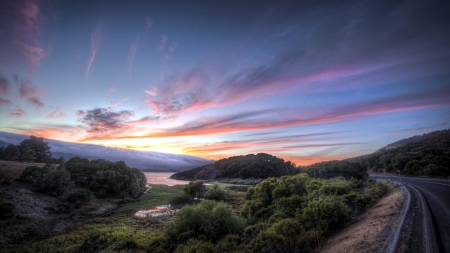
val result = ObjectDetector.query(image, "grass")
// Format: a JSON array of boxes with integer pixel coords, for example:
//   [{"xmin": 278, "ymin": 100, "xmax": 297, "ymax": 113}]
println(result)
[{"xmin": 117, "ymin": 184, "xmax": 185, "ymax": 214}]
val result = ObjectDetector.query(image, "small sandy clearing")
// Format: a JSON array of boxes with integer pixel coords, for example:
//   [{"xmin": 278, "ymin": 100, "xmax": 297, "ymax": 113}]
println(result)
[{"xmin": 315, "ymin": 187, "xmax": 404, "ymax": 253}]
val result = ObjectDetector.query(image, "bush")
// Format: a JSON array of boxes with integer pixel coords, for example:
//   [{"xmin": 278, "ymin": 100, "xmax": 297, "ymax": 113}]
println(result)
[
  {"xmin": 58, "ymin": 188, "xmax": 91, "ymax": 212},
  {"xmin": 254, "ymin": 218, "xmax": 306, "ymax": 253},
  {"xmin": 34, "ymin": 170, "xmax": 73, "ymax": 197},
  {"xmin": 19, "ymin": 166, "xmax": 50, "ymax": 182},
  {"xmin": 165, "ymin": 201, "xmax": 244, "ymax": 249},
  {"xmin": 0, "ymin": 202, "xmax": 14, "ymax": 220},
  {"xmin": 302, "ymin": 196, "xmax": 350, "ymax": 235},
  {"xmin": 174, "ymin": 239, "xmax": 217, "ymax": 253},
  {"xmin": 183, "ymin": 180, "xmax": 205, "ymax": 199},
  {"xmin": 170, "ymin": 194, "xmax": 193, "ymax": 206},
  {"xmin": 204, "ymin": 184, "xmax": 229, "ymax": 201},
  {"xmin": 112, "ymin": 238, "xmax": 138, "ymax": 250}
]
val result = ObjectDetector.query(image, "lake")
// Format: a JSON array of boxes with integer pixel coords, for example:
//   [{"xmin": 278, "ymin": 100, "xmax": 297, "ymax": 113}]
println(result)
[{"xmin": 144, "ymin": 172, "xmax": 189, "ymax": 186}]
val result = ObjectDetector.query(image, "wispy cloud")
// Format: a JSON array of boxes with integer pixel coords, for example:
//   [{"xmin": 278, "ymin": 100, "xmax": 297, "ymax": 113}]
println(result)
[
  {"xmin": 107, "ymin": 84, "xmax": 117, "ymax": 95},
  {"xmin": 7, "ymin": 108, "xmax": 26, "ymax": 118},
  {"xmin": 145, "ymin": 17, "xmax": 152, "ymax": 35},
  {"xmin": 19, "ymin": 0, "xmax": 40, "ymax": 38},
  {"xmin": 18, "ymin": 77, "xmax": 45, "ymax": 108},
  {"xmin": 14, "ymin": 40, "xmax": 43, "ymax": 67},
  {"xmin": 85, "ymin": 22, "xmax": 102, "ymax": 82},
  {"xmin": 127, "ymin": 37, "xmax": 139, "ymax": 74},
  {"xmin": 0, "ymin": 98, "xmax": 12, "ymax": 106},
  {"xmin": 0, "ymin": 77, "xmax": 10, "ymax": 96},
  {"xmin": 97, "ymin": 85, "xmax": 450, "ymax": 140},
  {"xmin": 27, "ymin": 97, "xmax": 44, "ymax": 107},
  {"xmin": 45, "ymin": 107, "xmax": 66, "ymax": 119},
  {"xmin": 158, "ymin": 35, "xmax": 167, "ymax": 51}
]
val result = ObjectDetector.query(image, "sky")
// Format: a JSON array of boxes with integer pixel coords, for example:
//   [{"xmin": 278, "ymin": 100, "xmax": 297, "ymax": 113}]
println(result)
[{"xmin": 0, "ymin": 0, "xmax": 450, "ymax": 166}]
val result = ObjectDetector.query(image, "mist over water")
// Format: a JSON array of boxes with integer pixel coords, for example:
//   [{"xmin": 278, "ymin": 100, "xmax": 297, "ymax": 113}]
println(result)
[{"xmin": 144, "ymin": 172, "xmax": 188, "ymax": 186}]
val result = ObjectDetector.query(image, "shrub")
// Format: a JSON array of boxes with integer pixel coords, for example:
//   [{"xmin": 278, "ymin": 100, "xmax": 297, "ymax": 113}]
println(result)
[
  {"xmin": 170, "ymin": 194, "xmax": 193, "ymax": 206},
  {"xmin": 254, "ymin": 218, "xmax": 305, "ymax": 253},
  {"xmin": 174, "ymin": 239, "xmax": 217, "ymax": 253},
  {"xmin": 0, "ymin": 202, "xmax": 14, "ymax": 220},
  {"xmin": 19, "ymin": 166, "xmax": 50, "ymax": 182},
  {"xmin": 204, "ymin": 184, "xmax": 229, "ymax": 201},
  {"xmin": 112, "ymin": 238, "xmax": 138, "ymax": 250},
  {"xmin": 58, "ymin": 188, "xmax": 91, "ymax": 212},
  {"xmin": 302, "ymin": 196, "xmax": 350, "ymax": 235},
  {"xmin": 165, "ymin": 201, "xmax": 244, "ymax": 249},
  {"xmin": 183, "ymin": 180, "xmax": 205, "ymax": 199},
  {"xmin": 34, "ymin": 170, "xmax": 73, "ymax": 197}
]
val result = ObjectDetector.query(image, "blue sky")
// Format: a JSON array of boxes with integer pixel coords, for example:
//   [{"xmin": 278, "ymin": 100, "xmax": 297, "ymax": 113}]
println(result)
[{"xmin": 0, "ymin": 0, "xmax": 449, "ymax": 165}]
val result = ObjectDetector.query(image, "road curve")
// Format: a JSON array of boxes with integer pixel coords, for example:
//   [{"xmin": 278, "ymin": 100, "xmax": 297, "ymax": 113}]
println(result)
[{"xmin": 373, "ymin": 175, "xmax": 450, "ymax": 253}]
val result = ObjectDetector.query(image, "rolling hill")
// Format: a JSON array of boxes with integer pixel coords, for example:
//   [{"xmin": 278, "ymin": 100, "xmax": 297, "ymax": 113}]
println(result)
[{"xmin": 170, "ymin": 153, "xmax": 294, "ymax": 180}]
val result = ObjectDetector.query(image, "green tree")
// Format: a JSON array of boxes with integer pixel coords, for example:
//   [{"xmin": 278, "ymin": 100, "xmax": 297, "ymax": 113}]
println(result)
[
  {"xmin": 183, "ymin": 180, "xmax": 205, "ymax": 199},
  {"xmin": 20, "ymin": 146, "xmax": 36, "ymax": 162},
  {"xmin": 19, "ymin": 136, "xmax": 53, "ymax": 163},
  {"xmin": 3, "ymin": 144, "xmax": 20, "ymax": 161}
]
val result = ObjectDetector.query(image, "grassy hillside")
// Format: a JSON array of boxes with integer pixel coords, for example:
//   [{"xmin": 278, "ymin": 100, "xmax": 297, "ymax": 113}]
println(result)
[{"xmin": 170, "ymin": 153, "xmax": 295, "ymax": 180}]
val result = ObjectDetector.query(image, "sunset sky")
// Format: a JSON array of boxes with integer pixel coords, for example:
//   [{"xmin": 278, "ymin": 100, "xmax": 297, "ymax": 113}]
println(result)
[{"xmin": 1, "ymin": 0, "xmax": 450, "ymax": 165}]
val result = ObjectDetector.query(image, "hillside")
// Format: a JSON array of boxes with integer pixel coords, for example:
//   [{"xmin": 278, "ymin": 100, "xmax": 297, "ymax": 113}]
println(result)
[
  {"xmin": 356, "ymin": 129, "xmax": 450, "ymax": 177},
  {"xmin": 170, "ymin": 153, "xmax": 295, "ymax": 180}
]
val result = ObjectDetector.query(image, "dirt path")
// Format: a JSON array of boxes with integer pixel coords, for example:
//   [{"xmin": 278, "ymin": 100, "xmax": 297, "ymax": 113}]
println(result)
[{"xmin": 315, "ymin": 186, "xmax": 404, "ymax": 253}]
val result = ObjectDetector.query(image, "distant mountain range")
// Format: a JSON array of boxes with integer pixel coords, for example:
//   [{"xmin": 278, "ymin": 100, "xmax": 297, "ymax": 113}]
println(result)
[{"xmin": 0, "ymin": 131, "xmax": 213, "ymax": 172}]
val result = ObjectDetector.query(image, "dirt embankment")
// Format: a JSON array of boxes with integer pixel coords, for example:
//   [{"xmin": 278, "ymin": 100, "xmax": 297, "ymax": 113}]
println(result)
[{"xmin": 315, "ymin": 186, "xmax": 404, "ymax": 253}]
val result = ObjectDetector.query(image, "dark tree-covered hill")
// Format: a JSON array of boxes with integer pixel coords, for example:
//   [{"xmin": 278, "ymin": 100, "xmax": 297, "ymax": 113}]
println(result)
[
  {"xmin": 170, "ymin": 153, "xmax": 295, "ymax": 180},
  {"xmin": 294, "ymin": 160, "xmax": 368, "ymax": 180},
  {"xmin": 354, "ymin": 129, "xmax": 450, "ymax": 177}
]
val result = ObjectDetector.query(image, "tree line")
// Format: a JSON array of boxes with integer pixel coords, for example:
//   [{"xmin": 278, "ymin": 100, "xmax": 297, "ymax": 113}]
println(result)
[
  {"xmin": 0, "ymin": 135, "xmax": 64, "ymax": 164},
  {"xmin": 355, "ymin": 129, "xmax": 450, "ymax": 177}
]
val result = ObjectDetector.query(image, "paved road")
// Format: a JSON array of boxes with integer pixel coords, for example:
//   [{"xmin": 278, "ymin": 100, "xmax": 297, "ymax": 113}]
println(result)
[{"xmin": 373, "ymin": 175, "xmax": 450, "ymax": 253}]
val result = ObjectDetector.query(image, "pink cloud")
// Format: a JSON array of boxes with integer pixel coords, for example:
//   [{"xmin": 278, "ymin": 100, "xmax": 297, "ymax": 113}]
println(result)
[
  {"xmin": 14, "ymin": 40, "xmax": 44, "ymax": 67},
  {"xmin": 45, "ymin": 107, "xmax": 66, "ymax": 119},
  {"xmin": 158, "ymin": 35, "xmax": 167, "ymax": 51},
  {"xmin": 0, "ymin": 98, "xmax": 12, "ymax": 106},
  {"xmin": 144, "ymin": 87, "xmax": 157, "ymax": 96},
  {"xmin": 7, "ymin": 108, "xmax": 26, "ymax": 118},
  {"xmin": 19, "ymin": 0, "xmax": 40, "ymax": 38},
  {"xmin": 19, "ymin": 79, "xmax": 39, "ymax": 98},
  {"xmin": 27, "ymin": 97, "xmax": 44, "ymax": 107},
  {"xmin": 85, "ymin": 22, "xmax": 102, "ymax": 82}
]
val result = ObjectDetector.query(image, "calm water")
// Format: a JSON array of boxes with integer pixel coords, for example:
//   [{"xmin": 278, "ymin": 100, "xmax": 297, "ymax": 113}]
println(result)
[{"xmin": 144, "ymin": 172, "xmax": 188, "ymax": 186}]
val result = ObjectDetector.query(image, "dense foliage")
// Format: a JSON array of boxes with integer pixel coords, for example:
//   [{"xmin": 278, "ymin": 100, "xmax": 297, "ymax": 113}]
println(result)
[
  {"xmin": 182, "ymin": 180, "xmax": 205, "ymax": 199},
  {"xmin": 164, "ymin": 201, "xmax": 245, "ymax": 250},
  {"xmin": 0, "ymin": 136, "xmax": 65, "ymax": 164},
  {"xmin": 171, "ymin": 153, "xmax": 295, "ymax": 180},
  {"xmin": 240, "ymin": 174, "xmax": 388, "ymax": 252},
  {"xmin": 57, "ymin": 188, "xmax": 91, "ymax": 212},
  {"xmin": 295, "ymin": 160, "xmax": 368, "ymax": 180},
  {"xmin": 204, "ymin": 184, "xmax": 229, "ymax": 202},
  {"xmin": 65, "ymin": 157, "xmax": 147, "ymax": 198},
  {"xmin": 355, "ymin": 129, "xmax": 450, "ymax": 177}
]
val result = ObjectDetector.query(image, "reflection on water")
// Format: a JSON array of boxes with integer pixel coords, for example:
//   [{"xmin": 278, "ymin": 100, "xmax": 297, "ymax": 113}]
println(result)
[
  {"xmin": 135, "ymin": 205, "xmax": 178, "ymax": 217},
  {"xmin": 144, "ymin": 172, "xmax": 188, "ymax": 186}
]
